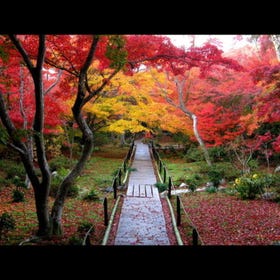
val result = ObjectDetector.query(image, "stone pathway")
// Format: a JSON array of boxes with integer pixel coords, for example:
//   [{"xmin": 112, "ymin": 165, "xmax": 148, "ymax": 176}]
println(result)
[{"xmin": 114, "ymin": 140, "xmax": 170, "ymax": 245}]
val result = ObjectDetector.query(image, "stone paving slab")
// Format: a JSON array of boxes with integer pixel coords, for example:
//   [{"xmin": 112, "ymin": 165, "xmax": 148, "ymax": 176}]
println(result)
[
  {"xmin": 114, "ymin": 140, "xmax": 170, "ymax": 245},
  {"xmin": 114, "ymin": 197, "xmax": 170, "ymax": 245}
]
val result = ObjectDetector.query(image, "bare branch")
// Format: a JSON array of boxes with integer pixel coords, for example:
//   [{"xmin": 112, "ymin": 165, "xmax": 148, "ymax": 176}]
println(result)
[
  {"xmin": 44, "ymin": 69, "xmax": 63, "ymax": 95},
  {"xmin": 45, "ymin": 58, "xmax": 79, "ymax": 76},
  {"xmin": 8, "ymin": 143, "xmax": 25, "ymax": 155},
  {"xmin": 83, "ymin": 69, "xmax": 119, "ymax": 105}
]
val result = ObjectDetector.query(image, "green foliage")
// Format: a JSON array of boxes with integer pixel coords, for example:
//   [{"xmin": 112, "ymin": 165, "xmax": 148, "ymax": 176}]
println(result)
[
  {"xmin": 184, "ymin": 146, "xmax": 204, "ymax": 162},
  {"xmin": 82, "ymin": 189, "xmax": 99, "ymax": 201},
  {"xmin": 106, "ymin": 35, "xmax": 127, "ymax": 70},
  {"xmin": 208, "ymin": 146, "xmax": 229, "ymax": 162},
  {"xmin": 199, "ymin": 162, "xmax": 240, "ymax": 182},
  {"xmin": 207, "ymin": 166, "xmax": 225, "ymax": 188},
  {"xmin": 223, "ymin": 187, "xmax": 238, "ymax": 196},
  {"xmin": 49, "ymin": 155, "xmax": 76, "ymax": 170},
  {"xmin": 77, "ymin": 221, "xmax": 94, "ymax": 234},
  {"xmin": 93, "ymin": 132, "xmax": 112, "ymax": 146},
  {"xmin": 172, "ymin": 132, "xmax": 191, "ymax": 145},
  {"xmin": 154, "ymin": 182, "xmax": 168, "ymax": 192},
  {"xmin": 257, "ymin": 122, "xmax": 280, "ymax": 136},
  {"xmin": 185, "ymin": 174, "xmax": 202, "ymax": 192},
  {"xmin": 50, "ymin": 168, "xmax": 79, "ymax": 198},
  {"xmin": 0, "ymin": 45, "xmax": 10, "ymax": 62},
  {"xmin": 0, "ymin": 213, "xmax": 16, "ymax": 239},
  {"xmin": 206, "ymin": 186, "xmax": 217, "ymax": 193},
  {"xmin": 248, "ymin": 159, "xmax": 259, "ymax": 172},
  {"xmin": 234, "ymin": 173, "xmax": 264, "ymax": 199},
  {"xmin": 12, "ymin": 176, "xmax": 27, "ymax": 189},
  {"xmin": 111, "ymin": 169, "xmax": 119, "ymax": 177},
  {"xmin": 12, "ymin": 189, "xmax": 25, "ymax": 202},
  {"xmin": 2, "ymin": 162, "xmax": 25, "ymax": 180},
  {"xmin": 0, "ymin": 177, "xmax": 11, "ymax": 188},
  {"xmin": 68, "ymin": 235, "xmax": 83, "ymax": 245},
  {"xmin": 0, "ymin": 126, "xmax": 9, "ymax": 145}
]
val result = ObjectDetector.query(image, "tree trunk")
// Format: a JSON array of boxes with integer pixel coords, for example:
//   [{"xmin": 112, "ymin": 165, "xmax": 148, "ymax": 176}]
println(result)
[
  {"xmin": 174, "ymin": 76, "xmax": 212, "ymax": 167},
  {"xmin": 50, "ymin": 113, "xmax": 94, "ymax": 235},
  {"xmin": 50, "ymin": 36, "xmax": 98, "ymax": 235},
  {"xmin": 34, "ymin": 183, "xmax": 51, "ymax": 236},
  {"xmin": 191, "ymin": 114, "xmax": 212, "ymax": 166}
]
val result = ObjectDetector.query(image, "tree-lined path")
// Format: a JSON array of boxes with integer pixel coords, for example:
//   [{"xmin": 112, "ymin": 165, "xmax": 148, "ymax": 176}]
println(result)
[{"xmin": 114, "ymin": 140, "xmax": 170, "ymax": 245}]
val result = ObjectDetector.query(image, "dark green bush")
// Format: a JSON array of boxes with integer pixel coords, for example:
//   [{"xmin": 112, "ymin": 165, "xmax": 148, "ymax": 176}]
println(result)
[
  {"xmin": 0, "ymin": 212, "xmax": 16, "ymax": 239},
  {"xmin": 82, "ymin": 189, "xmax": 99, "ymax": 201},
  {"xmin": 206, "ymin": 186, "xmax": 217, "ymax": 193},
  {"xmin": 0, "ymin": 177, "xmax": 11, "ymax": 188},
  {"xmin": 184, "ymin": 146, "xmax": 204, "ymax": 163},
  {"xmin": 185, "ymin": 174, "xmax": 203, "ymax": 192},
  {"xmin": 4, "ymin": 163, "xmax": 25, "ymax": 180},
  {"xmin": 207, "ymin": 167, "xmax": 224, "ymax": 188},
  {"xmin": 68, "ymin": 235, "xmax": 83, "ymax": 245},
  {"xmin": 154, "ymin": 182, "xmax": 168, "ymax": 192},
  {"xmin": 49, "ymin": 156, "xmax": 76, "ymax": 171},
  {"xmin": 12, "ymin": 189, "xmax": 25, "ymax": 202},
  {"xmin": 12, "ymin": 176, "xmax": 27, "ymax": 189},
  {"xmin": 77, "ymin": 221, "xmax": 94, "ymax": 234},
  {"xmin": 208, "ymin": 146, "xmax": 229, "ymax": 162}
]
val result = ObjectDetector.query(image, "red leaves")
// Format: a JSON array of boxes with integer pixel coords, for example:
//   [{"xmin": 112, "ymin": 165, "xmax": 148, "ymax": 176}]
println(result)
[{"xmin": 181, "ymin": 192, "xmax": 280, "ymax": 245}]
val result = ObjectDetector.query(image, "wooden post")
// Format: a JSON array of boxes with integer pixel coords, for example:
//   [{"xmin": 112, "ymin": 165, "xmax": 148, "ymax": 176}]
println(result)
[
  {"xmin": 123, "ymin": 160, "xmax": 127, "ymax": 173},
  {"xmin": 103, "ymin": 197, "xmax": 108, "ymax": 226},
  {"xmin": 85, "ymin": 235, "xmax": 91, "ymax": 246},
  {"xmin": 118, "ymin": 168, "xmax": 122, "ymax": 186},
  {"xmin": 168, "ymin": 176, "xmax": 172, "ymax": 198},
  {"xmin": 163, "ymin": 166, "xmax": 166, "ymax": 183},
  {"xmin": 192, "ymin": 228, "xmax": 198, "ymax": 246},
  {"xmin": 176, "ymin": 196, "xmax": 181, "ymax": 226},
  {"xmin": 113, "ymin": 178, "xmax": 117, "ymax": 199}
]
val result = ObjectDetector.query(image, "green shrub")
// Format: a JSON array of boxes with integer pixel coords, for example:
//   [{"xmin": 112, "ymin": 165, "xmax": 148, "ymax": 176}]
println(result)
[
  {"xmin": 207, "ymin": 166, "xmax": 224, "ymax": 188},
  {"xmin": 248, "ymin": 159, "xmax": 259, "ymax": 171},
  {"xmin": 12, "ymin": 176, "xmax": 27, "ymax": 189},
  {"xmin": 208, "ymin": 146, "xmax": 229, "ymax": 162},
  {"xmin": 82, "ymin": 189, "xmax": 99, "ymax": 201},
  {"xmin": 234, "ymin": 173, "xmax": 263, "ymax": 200},
  {"xmin": 185, "ymin": 174, "xmax": 202, "ymax": 192},
  {"xmin": 0, "ymin": 177, "xmax": 11, "ymax": 188},
  {"xmin": 199, "ymin": 162, "xmax": 240, "ymax": 184},
  {"xmin": 154, "ymin": 182, "xmax": 168, "ymax": 192},
  {"xmin": 0, "ymin": 213, "xmax": 16, "ymax": 239},
  {"xmin": 12, "ymin": 189, "xmax": 25, "ymax": 202},
  {"xmin": 77, "ymin": 221, "xmax": 94, "ymax": 234},
  {"xmin": 68, "ymin": 235, "xmax": 83, "ymax": 245},
  {"xmin": 49, "ymin": 156, "xmax": 76, "ymax": 171},
  {"xmin": 5, "ymin": 164, "xmax": 25, "ymax": 180},
  {"xmin": 184, "ymin": 146, "xmax": 204, "ymax": 162},
  {"xmin": 206, "ymin": 186, "xmax": 217, "ymax": 193}
]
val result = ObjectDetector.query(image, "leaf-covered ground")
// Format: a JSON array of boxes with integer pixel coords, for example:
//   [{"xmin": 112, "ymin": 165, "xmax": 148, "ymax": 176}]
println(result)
[
  {"xmin": 0, "ymin": 185, "xmax": 116, "ymax": 245},
  {"xmin": 0, "ymin": 146, "xmax": 126, "ymax": 246},
  {"xmin": 176, "ymin": 191, "xmax": 280, "ymax": 245}
]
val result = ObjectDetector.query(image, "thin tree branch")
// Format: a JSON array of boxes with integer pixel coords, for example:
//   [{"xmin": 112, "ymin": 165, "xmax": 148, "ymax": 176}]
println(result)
[
  {"xmin": 8, "ymin": 35, "xmax": 35, "ymax": 72},
  {"xmin": 45, "ymin": 58, "xmax": 79, "ymax": 76},
  {"xmin": 44, "ymin": 69, "xmax": 62, "ymax": 95},
  {"xmin": 83, "ymin": 69, "xmax": 119, "ymax": 105}
]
